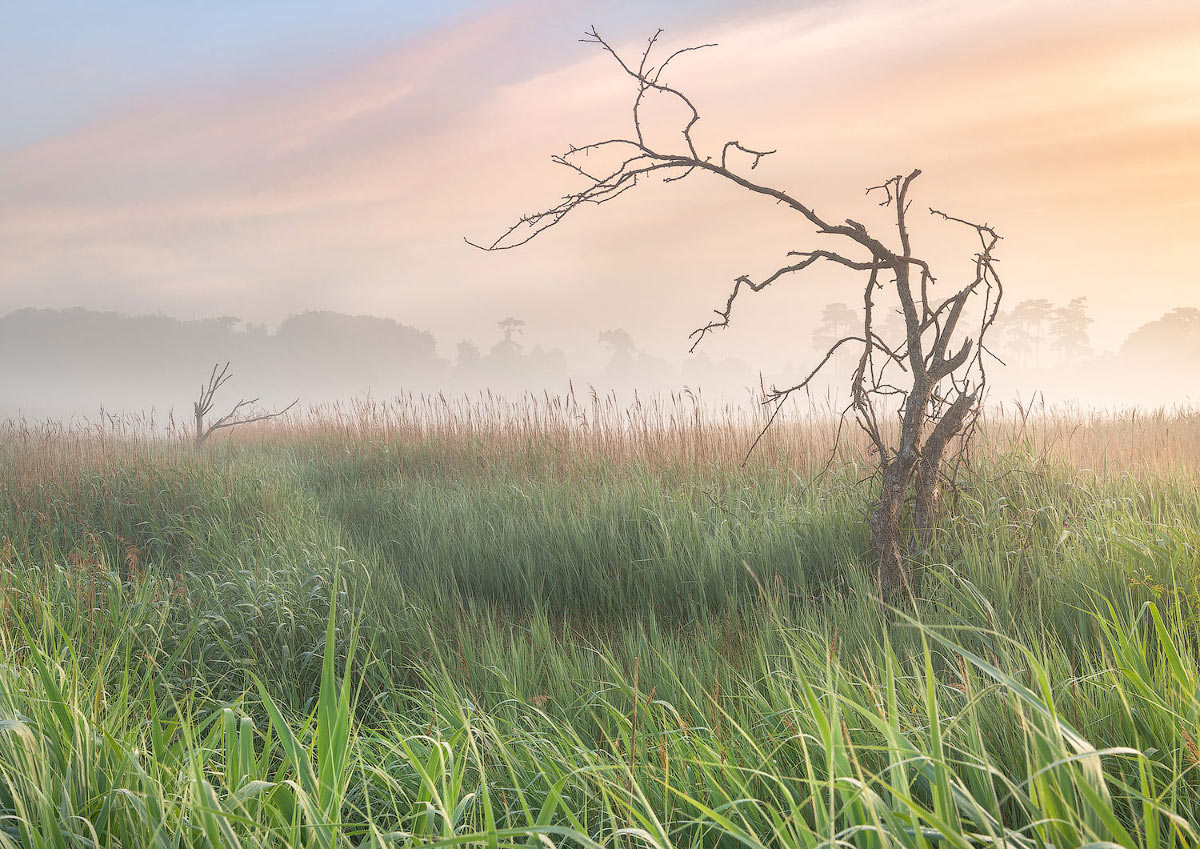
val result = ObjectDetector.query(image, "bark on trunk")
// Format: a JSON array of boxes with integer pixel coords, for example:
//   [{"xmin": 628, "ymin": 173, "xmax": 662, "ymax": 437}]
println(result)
[
  {"xmin": 871, "ymin": 380, "xmax": 934, "ymax": 597},
  {"xmin": 871, "ymin": 483, "xmax": 908, "ymax": 598},
  {"xmin": 910, "ymin": 390, "xmax": 976, "ymax": 556},
  {"xmin": 911, "ymin": 455, "xmax": 941, "ymax": 555}
]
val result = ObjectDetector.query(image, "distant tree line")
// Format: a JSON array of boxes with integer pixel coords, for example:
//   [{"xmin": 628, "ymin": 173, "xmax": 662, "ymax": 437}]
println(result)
[
  {"xmin": 2, "ymin": 301, "xmax": 1195, "ymax": 419},
  {"xmin": 810, "ymin": 298, "xmax": 1199, "ymax": 405},
  {"xmin": 0, "ymin": 309, "xmax": 442, "ymax": 418},
  {"xmin": 0, "ymin": 308, "xmax": 757, "ymax": 419},
  {"xmin": 812, "ymin": 298, "xmax": 1197, "ymax": 369}
]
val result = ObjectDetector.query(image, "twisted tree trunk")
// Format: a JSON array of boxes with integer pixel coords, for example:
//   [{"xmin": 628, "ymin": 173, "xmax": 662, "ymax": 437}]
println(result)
[{"xmin": 470, "ymin": 28, "xmax": 1004, "ymax": 599}]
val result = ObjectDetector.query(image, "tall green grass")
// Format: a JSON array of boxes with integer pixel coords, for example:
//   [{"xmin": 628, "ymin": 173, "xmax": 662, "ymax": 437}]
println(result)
[{"xmin": 0, "ymin": 402, "xmax": 1198, "ymax": 845}]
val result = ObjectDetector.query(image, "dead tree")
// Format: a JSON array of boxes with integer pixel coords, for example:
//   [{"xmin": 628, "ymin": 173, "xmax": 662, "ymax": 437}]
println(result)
[
  {"xmin": 468, "ymin": 29, "xmax": 1004, "ymax": 596},
  {"xmin": 192, "ymin": 362, "xmax": 298, "ymax": 446}
]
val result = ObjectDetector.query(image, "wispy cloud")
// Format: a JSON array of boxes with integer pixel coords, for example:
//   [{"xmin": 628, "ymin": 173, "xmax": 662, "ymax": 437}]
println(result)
[{"xmin": 2, "ymin": 0, "xmax": 1197, "ymax": 359}]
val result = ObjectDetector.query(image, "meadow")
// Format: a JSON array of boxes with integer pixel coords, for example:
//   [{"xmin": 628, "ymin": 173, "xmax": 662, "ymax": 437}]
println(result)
[{"xmin": 1, "ymin": 391, "xmax": 1198, "ymax": 847}]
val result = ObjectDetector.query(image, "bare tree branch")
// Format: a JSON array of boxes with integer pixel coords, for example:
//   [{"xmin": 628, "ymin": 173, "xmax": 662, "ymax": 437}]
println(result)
[
  {"xmin": 688, "ymin": 251, "xmax": 888, "ymax": 352},
  {"xmin": 468, "ymin": 28, "xmax": 1006, "ymax": 598}
]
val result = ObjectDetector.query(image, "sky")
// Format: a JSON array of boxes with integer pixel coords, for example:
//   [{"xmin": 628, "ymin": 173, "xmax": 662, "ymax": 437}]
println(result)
[{"xmin": 2, "ymin": 0, "xmax": 1198, "ymax": 371}]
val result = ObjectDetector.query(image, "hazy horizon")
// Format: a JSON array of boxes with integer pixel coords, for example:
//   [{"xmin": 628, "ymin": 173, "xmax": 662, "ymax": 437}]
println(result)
[
  {"xmin": 3, "ymin": 0, "xmax": 1199, "ymax": 384},
  {"xmin": 3, "ymin": 302, "xmax": 1197, "ymax": 422}
]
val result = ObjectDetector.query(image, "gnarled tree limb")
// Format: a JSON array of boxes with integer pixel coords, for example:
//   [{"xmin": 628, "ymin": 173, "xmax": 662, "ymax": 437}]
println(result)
[{"xmin": 468, "ymin": 28, "xmax": 1005, "ymax": 597}]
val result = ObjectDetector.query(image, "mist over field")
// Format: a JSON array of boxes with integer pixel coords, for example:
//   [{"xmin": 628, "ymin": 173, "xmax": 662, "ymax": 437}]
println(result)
[
  {"xmin": 2, "ymin": 301, "xmax": 1196, "ymax": 422},
  {"xmin": 4, "ymin": 1, "xmax": 1200, "ymax": 846}
]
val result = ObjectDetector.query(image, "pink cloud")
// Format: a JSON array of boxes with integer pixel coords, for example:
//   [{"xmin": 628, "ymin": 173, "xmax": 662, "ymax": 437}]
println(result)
[{"xmin": 1, "ymin": 0, "xmax": 1197, "ymax": 364}]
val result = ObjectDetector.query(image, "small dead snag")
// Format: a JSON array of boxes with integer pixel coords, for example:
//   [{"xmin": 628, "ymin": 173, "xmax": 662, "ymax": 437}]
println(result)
[{"xmin": 192, "ymin": 362, "xmax": 298, "ymax": 446}]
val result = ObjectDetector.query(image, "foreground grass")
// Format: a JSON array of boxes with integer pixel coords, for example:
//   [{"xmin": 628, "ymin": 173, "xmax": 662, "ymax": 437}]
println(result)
[{"xmin": 0, "ymin": 399, "xmax": 1198, "ymax": 846}]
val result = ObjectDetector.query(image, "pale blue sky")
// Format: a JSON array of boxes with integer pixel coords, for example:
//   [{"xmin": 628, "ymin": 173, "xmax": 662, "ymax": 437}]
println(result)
[
  {"xmin": 1, "ymin": 1, "xmax": 484, "ymax": 148},
  {"xmin": 0, "ymin": 0, "xmax": 738, "ymax": 149}
]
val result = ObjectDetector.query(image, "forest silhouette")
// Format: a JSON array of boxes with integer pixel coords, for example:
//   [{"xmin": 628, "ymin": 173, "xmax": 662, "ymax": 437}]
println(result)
[{"xmin": 1, "ymin": 302, "xmax": 1194, "ymax": 419}]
